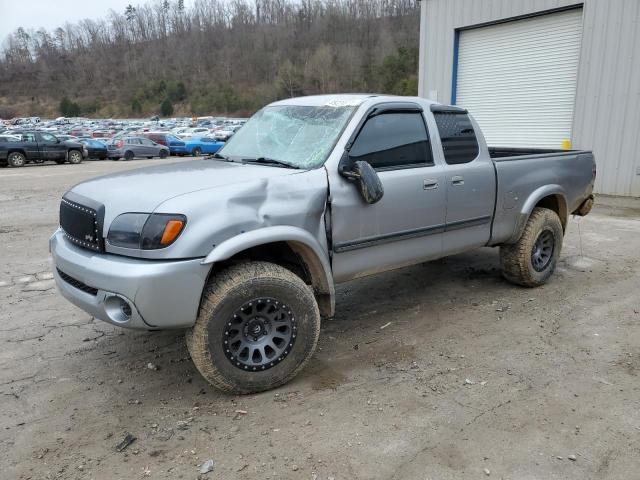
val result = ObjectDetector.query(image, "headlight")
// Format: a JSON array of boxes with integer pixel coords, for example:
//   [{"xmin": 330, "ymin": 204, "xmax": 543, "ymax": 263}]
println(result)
[{"xmin": 107, "ymin": 213, "xmax": 186, "ymax": 249}]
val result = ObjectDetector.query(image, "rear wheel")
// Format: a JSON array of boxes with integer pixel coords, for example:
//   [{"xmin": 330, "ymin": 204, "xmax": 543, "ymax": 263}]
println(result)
[
  {"xmin": 68, "ymin": 150, "xmax": 83, "ymax": 164},
  {"xmin": 124, "ymin": 150, "xmax": 134, "ymax": 161},
  {"xmin": 186, "ymin": 261, "xmax": 321, "ymax": 394},
  {"xmin": 500, "ymin": 207, "xmax": 563, "ymax": 287},
  {"xmin": 192, "ymin": 147, "xmax": 202, "ymax": 156},
  {"xmin": 7, "ymin": 152, "xmax": 26, "ymax": 168}
]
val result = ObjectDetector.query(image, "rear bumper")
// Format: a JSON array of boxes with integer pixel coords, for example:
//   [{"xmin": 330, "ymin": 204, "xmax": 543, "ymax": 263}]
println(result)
[
  {"xmin": 107, "ymin": 148, "xmax": 124, "ymax": 158},
  {"xmin": 170, "ymin": 146, "xmax": 188, "ymax": 155},
  {"xmin": 50, "ymin": 230, "xmax": 210, "ymax": 330},
  {"xmin": 573, "ymin": 194, "xmax": 595, "ymax": 217}
]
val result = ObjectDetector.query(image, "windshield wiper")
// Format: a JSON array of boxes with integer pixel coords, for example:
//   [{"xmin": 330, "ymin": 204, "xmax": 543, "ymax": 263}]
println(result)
[{"xmin": 241, "ymin": 157, "xmax": 299, "ymax": 169}]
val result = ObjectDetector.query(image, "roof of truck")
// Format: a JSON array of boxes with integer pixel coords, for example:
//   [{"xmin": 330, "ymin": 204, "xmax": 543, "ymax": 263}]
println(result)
[{"xmin": 270, "ymin": 94, "xmax": 436, "ymax": 108}]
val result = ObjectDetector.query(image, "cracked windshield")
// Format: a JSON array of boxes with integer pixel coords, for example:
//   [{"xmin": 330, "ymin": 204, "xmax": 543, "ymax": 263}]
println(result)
[{"xmin": 218, "ymin": 105, "xmax": 356, "ymax": 168}]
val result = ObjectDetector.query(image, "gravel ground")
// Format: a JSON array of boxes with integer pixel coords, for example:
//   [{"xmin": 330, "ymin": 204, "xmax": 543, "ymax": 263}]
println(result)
[{"xmin": 1, "ymin": 158, "xmax": 639, "ymax": 480}]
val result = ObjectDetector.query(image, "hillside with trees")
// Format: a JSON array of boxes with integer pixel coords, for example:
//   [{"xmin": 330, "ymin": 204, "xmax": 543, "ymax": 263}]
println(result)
[{"xmin": 0, "ymin": 0, "xmax": 420, "ymax": 118}]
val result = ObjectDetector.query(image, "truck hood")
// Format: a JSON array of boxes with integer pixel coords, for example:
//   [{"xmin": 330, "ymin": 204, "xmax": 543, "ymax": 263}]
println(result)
[{"xmin": 69, "ymin": 159, "xmax": 300, "ymax": 217}]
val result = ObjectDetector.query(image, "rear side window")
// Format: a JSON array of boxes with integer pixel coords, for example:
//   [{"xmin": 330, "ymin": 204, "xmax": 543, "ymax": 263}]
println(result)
[
  {"xmin": 433, "ymin": 112, "xmax": 479, "ymax": 164},
  {"xmin": 349, "ymin": 112, "xmax": 433, "ymax": 170}
]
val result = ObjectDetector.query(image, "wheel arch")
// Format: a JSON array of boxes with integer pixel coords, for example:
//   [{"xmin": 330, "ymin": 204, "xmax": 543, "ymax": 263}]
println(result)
[
  {"xmin": 510, "ymin": 185, "xmax": 568, "ymax": 243},
  {"xmin": 7, "ymin": 148, "xmax": 27, "ymax": 157},
  {"xmin": 201, "ymin": 227, "xmax": 335, "ymax": 318}
]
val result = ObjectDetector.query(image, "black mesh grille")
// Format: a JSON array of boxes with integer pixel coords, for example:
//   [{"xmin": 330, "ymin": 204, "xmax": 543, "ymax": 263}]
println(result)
[
  {"xmin": 59, "ymin": 198, "xmax": 102, "ymax": 252},
  {"xmin": 56, "ymin": 269, "xmax": 98, "ymax": 296}
]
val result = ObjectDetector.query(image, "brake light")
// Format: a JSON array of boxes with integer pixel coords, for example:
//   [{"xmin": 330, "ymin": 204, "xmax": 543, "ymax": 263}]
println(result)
[{"xmin": 116, "ymin": 140, "xmax": 124, "ymax": 148}]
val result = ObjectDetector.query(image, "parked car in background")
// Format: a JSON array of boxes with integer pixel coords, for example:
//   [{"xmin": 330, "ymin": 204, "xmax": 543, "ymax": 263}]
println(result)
[
  {"xmin": 142, "ymin": 132, "xmax": 188, "ymax": 156},
  {"xmin": 78, "ymin": 138, "xmax": 108, "ymax": 160},
  {"xmin": 0, "ymin": 131, "xmax": 86, "ymax": 167},
  {"xmin": 213, "ymin": 125, "xmax": 241, "ymax": 141},
  {"xmin": 184, "ymin": 136, "xmax": 225, "ymax": 156},
  {"xmin": 56, "ymin": 134, "xmax": 79, "ymax": 142},
  {"xmin": 107, "ymin": 136, "xmax": 170, "ymax": 160},
  {"xmin": 177, "ymin": 127, "xmax": 210, "ymax": 139}
]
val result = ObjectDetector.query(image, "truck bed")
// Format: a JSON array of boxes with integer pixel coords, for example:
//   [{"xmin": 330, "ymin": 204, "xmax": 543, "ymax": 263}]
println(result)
[{"xmin": 489, "ymin": 147, "xmax": 595, "ymax": 246}]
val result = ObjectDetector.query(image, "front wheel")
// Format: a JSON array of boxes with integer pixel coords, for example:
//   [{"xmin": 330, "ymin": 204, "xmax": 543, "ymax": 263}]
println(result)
[
  {"xmin": 500, "ymin": 207, "xmax": 563, "ymax": 287},
  {"xmin": 187, "ymin": 261, "xmax": 320, "ymax": 394},
  {"xmin": 124, "ymin": 150, "xmax": 134, "ymax": 161},
  {"xmin": 68, "ymin": 150, "xmax": 83, "ymax": 164},
  {"xmin": 192, "ymin": 147, "xmax": 202, "ymax": 156},
  {"xmin": 159, "ymin": 149, "xmax": 168, "ymax": 159}
]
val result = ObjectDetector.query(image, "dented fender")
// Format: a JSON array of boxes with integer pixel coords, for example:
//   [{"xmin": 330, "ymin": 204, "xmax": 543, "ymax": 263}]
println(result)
[
  {"xmin": 202, "ymin": 225, "xmax": 330, "ymax": 270},
  {"xmin": 201, "ymin": 226, "xmax": 335, "ymax": 317}
]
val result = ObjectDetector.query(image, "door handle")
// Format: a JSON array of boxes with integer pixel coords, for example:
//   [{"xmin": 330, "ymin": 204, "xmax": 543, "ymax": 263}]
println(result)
[
  {"xmin": 451, "ymin": 176, "xmax": 465, "ymax": 186},
  {"xmin": 423, "ymin": 179, "xmax": 439, "ymax": 190}
]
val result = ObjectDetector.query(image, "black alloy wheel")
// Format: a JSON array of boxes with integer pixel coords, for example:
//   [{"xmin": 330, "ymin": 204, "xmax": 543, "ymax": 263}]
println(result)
[
  {"xmin": 531, "ymin": 229, "xmax": 555, "ymax": 272},
  {"xmin": 222, "ymin": 298, "xmax": 296, "ymax": 371}
]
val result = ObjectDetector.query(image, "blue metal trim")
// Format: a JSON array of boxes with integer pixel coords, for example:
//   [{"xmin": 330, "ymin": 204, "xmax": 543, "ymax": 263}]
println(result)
[{"xmin": 451, "ymin": 29, "xmax": 460, "ymax": 105}]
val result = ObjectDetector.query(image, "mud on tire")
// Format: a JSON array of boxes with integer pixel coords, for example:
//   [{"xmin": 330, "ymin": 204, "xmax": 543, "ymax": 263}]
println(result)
[
  {"xmin": 500, "ymin": 207, "xmax": 564, "ymax": 287},
  {"xmin": 186, "ymin": 261, "xmax": 321, "ymax": 394}
]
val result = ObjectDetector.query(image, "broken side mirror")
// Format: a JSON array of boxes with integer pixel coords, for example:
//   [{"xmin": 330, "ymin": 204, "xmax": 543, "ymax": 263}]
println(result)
[{"xmin": 339, "ymin": 155, "xmax": 384, "ymax": 204}]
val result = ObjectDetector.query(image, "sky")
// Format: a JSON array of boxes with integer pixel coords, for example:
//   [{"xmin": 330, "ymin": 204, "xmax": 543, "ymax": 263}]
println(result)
[{"xmin": 0, "ymin": 0, "xmax": 152, "ymax": 38}]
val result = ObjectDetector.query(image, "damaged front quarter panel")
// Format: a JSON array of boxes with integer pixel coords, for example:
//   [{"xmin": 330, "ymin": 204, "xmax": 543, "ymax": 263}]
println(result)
[{"xmin": 152, "ymin": 166, "xmax": 335, "ymax": 314}]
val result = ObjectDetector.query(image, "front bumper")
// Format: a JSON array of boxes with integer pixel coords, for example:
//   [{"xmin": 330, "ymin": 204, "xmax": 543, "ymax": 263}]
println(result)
[{"xmin": 50, "ymin": 230, "xmax": 211, "ymax": 330}]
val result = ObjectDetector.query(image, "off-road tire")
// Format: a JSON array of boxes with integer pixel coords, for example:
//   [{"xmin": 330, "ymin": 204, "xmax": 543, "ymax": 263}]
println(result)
[
  {"xmin": 124, "ymin": 150, "xmax": 134, "ymax": 161},
  {"xmin": 68, "ymin": 150, "xmax": 83, "ymax": 164},
  {"xmin": 192, "ymin": 147, "xmax": 202, "ymax": 157},
  {"xmin": 8, "ymin": 152, "xmax": 26, "ymax": 167},
  {"xmin": 186, "ymin": 261, "xmax": 321, "ymax": 394},
  {"xmin": 500, "ymin": 207, "xmax": 563, "ymax": 287}
]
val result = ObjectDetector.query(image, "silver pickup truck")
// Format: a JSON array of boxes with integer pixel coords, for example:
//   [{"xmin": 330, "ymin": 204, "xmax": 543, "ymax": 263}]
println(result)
[{"xmin": 51, "ymin": 94, "xmax": 595, "ymax": 393}]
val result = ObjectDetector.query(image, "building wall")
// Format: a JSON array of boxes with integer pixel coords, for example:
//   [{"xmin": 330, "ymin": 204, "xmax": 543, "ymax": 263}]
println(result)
[{"xmin": 419, "ymin": 0, "xmax": 640, "ymax": 196}]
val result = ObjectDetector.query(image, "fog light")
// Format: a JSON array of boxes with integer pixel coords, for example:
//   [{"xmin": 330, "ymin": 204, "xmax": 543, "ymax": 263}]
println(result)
[{"xmin": 104, "ymin": 295, "xmax": 133, "ymax": 323}]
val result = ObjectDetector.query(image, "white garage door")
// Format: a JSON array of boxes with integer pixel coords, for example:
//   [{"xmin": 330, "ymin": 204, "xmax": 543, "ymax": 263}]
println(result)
[{"xmin": 456, "ymin": 8, "xmax": 583, "ymax": 148}]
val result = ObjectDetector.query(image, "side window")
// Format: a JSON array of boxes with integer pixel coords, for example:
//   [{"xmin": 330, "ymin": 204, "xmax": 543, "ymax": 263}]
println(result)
[
  {"xmin": 433, "ymin": 112, "xmax": 479, "ymax": 165},
  {"xmin": 349, "ymin": 112, "xmax": 433, "ymax": 170},
  {"xmin": 41, "ymin": 133, "xmax": 57, "ymax": 142},
  {"xmin": 22, "ymin": 133, "xmax": 36, "ymax": 142}
]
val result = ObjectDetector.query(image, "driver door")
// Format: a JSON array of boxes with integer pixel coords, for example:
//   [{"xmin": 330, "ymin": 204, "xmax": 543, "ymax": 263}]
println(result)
[
  {"xmin": 39, "ymin": 132, "xmax": 65, "ymax": 160},
  {"xmin": 329, "ymin": 107, "xmax": 447, "ymax": 282}
]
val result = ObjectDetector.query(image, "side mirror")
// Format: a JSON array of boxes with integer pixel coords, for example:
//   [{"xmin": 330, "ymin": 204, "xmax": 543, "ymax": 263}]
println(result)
[{"xmin": 340, "ymin": 159, "xmax": 384, "ymax": 204}]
